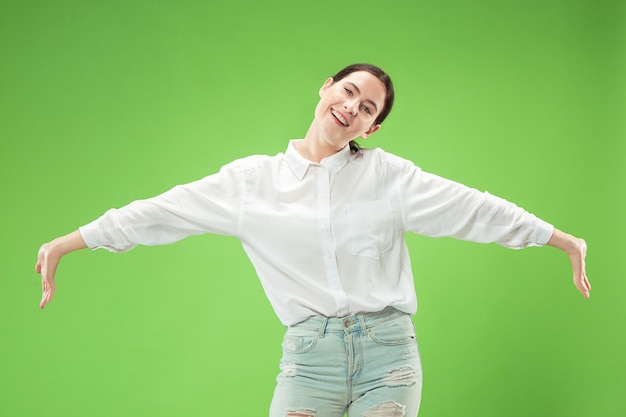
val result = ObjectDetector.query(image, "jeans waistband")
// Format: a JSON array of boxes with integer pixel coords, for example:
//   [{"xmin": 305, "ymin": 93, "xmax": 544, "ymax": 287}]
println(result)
[{"xmin": 290, "ymin": 307, "xmax": 409, "ymax": 335}]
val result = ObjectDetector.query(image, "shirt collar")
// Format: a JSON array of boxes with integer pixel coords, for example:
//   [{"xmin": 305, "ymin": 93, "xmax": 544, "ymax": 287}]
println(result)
[{"xmin": 285, "ymin": 139, "xmax": 352, "ymax": 180}]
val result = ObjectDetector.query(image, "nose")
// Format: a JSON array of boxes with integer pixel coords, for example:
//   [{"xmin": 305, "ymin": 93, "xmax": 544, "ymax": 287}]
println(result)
[{"xmin": 344, "ymin": 100, "xmax": 358, "ymax": 116}]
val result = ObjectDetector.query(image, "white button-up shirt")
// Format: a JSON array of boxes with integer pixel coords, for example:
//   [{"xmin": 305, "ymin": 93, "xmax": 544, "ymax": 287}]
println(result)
[{"xmin": 79, "ymin": 140, "xmax": 554, "ymax": 325}]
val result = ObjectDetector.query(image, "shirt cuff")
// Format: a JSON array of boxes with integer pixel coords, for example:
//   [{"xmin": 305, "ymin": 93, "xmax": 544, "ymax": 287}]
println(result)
[
  {"xmin": 534, "ymin": 218, "xmax": 555, "ymax": 246},
  {"xmin": 78, "ymin": 220, "xmax": 104, "ymax": 249}
]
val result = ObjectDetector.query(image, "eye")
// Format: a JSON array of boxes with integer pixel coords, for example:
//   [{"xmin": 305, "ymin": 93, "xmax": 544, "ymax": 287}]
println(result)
[
  {"xmin": 344, "ymin": 87, "xmax": 353, "ymax": 96},
  {"xmin": 362, "ymin": 105, "xmax": 371, "ymax": 115}
]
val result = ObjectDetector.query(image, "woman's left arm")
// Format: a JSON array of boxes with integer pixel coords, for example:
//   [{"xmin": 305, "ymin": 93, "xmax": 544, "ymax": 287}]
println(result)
[{"xmin": 547, "ymin": 228, "xmax": 591, "ymax": 299}]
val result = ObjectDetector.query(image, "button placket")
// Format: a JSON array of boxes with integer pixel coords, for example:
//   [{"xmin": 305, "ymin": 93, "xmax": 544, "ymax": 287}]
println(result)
[{"xmin": 317, "ymin": 165, "xmax": 349, "ymax": 316}]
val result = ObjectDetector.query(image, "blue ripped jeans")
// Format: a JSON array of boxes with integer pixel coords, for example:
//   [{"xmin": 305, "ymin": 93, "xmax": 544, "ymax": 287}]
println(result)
[{"xmin": 269, "ymin": 307, "xmax": 422, "ymax": 417}]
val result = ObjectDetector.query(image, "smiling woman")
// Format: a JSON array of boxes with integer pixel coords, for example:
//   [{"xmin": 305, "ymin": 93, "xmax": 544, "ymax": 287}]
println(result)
[
  {"xmin": 35, "ymin": 63, "xmax": 590, "ymax": 417},
  {"xmin": 299, "ymin": 63, "xmax": 394, "ymax": 160}
]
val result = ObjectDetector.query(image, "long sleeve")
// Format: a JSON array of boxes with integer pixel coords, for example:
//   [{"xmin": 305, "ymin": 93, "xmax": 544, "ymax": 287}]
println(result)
[
  {"xmin": 379, "ymin": 151, "xmax": 554, "ymax": 249},
  {"xmin": 79, "ymin": 159, "xmax": 244, "ymax": 252}
]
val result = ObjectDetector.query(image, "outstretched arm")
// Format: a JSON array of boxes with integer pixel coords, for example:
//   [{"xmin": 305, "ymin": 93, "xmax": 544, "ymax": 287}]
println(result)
[
  {"xmin": 547, "ymin": 228, "xmax": 591, "ymax": 299},
  {"xmin": 35, "ymin": 231, "xmax": 88, "ymax": 309}
]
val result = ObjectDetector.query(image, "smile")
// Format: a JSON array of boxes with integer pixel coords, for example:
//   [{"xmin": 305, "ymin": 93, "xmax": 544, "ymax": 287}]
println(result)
[{"xmin": 331, "ymin": 109, "xmax": 349, "ymax": 127}]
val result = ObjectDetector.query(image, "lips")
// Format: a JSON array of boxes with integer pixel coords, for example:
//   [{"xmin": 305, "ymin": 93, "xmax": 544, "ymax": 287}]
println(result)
[{"xmin": 331, "ymin": 109, "xmax": 349, "ymax": 127}]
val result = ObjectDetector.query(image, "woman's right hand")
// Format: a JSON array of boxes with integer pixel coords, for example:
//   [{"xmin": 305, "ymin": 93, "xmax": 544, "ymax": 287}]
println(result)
[
  {"xmin": 36, "ymin": 242, "xmax": 60, "ymax": 309},
  {"xmin": 35, "ymin": 231, "xmax": 88, "ymax": 309}
]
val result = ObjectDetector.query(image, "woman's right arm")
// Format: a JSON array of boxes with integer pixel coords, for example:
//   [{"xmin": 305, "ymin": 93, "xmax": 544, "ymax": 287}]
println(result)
[
  {"xmin": 35, "ymin": 230, "xmax": 87, "ymax": 309},
  {"xmin": 34, "ymin": 158, "xmax": 250, "ymax": 309}
]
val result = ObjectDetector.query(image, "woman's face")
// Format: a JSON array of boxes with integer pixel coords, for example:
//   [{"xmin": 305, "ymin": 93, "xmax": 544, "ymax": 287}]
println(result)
[{"xmin": 313, "ymin": 70, "xmax": 387, "ymax": 150}]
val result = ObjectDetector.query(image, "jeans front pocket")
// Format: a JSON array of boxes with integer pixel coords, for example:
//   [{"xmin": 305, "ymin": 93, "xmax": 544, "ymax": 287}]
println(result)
[
  {"xmin": 282, "ymin": 327, "xmax": 319, "ymax": 354},
  {"xmin": 344, "ymin": 199, "xmax": 393, "ymax": 260},
  {"xmin": 367, "ymin": 314, "xmax": 416, "ymax": 346}
]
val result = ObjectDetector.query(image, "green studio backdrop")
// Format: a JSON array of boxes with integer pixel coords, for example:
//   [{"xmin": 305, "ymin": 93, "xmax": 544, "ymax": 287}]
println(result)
[{"xmin": 1, "ymin": 0, "xmax": 624, "ymax": 416}]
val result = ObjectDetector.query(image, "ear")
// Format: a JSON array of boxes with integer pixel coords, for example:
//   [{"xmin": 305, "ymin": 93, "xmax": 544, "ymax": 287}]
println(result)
[
  {"xmin": 319, "ymin": 77, "xmax": 334, "ymax": 97},
  {"xmin": 360, "ymin": 124, "xmax": 381, "ymax": 139}
]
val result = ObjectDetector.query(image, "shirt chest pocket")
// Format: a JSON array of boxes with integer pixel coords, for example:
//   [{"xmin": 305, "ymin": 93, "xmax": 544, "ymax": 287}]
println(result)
[{"xmin": 344, "ymin": 200, "xmax": 394, "ymax": 260}]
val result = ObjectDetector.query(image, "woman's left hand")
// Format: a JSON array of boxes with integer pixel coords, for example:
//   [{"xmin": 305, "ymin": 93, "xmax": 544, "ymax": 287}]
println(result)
[{"xmin": 547, "ymin": 229, "xmax": 591, "ymax": 298}]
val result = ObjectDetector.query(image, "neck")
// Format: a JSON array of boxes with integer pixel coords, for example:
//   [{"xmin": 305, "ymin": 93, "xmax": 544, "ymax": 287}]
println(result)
[{"xmin": 298, "ymin": 121, "xmax": 348, "ymax": 163}]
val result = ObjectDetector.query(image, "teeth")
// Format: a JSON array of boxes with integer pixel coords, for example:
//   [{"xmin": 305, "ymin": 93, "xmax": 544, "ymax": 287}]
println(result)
[{"xmin": 332, "ymin": 110, "xmax": 348, "ymax": 126}]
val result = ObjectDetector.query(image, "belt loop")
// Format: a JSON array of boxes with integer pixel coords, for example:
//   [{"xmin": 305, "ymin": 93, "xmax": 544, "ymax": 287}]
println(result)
[
  {"xmin": 358, "ymin": 313, "xmax": 368, "ymax": 335},
  {"xmin": 318, "ymin": 316, "xmax": 328, "ymax": 338}
]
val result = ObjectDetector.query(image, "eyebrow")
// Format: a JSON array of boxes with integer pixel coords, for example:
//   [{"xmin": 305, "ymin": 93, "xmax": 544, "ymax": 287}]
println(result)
[{"xmin": 346, "ymin": 82, "xmax": 379, "ymax": 113}]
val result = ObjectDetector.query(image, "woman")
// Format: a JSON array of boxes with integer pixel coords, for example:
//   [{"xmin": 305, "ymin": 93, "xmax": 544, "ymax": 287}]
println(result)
[{"xmin": 36, "ymin": 63, "xmax": 590, "ymax": 417}]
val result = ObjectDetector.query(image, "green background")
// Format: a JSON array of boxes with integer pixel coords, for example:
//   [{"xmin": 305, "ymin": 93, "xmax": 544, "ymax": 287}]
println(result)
[{"xmin": 1, "ymin": 0, "xmax": 624, "ymax": 416}]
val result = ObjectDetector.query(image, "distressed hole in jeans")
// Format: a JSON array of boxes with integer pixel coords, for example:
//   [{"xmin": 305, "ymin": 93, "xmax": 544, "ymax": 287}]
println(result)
[
  {"xmin": 363, "ymin": 400, "xmax": 406, "ymax": 417},
  {"xmin": 286, "ymin": 408, "xmax": 316, "ymax": 417},
  {"xmin": 280, "ymin": 362, "xmax": 298, "ymax": 377},
  {"xmin": 403, "ymin": 347, "xmax": 419, "ymax": 360},
  {"xmin": 383, "ymin": 366, "xmax": 417, "ymax": 387}
]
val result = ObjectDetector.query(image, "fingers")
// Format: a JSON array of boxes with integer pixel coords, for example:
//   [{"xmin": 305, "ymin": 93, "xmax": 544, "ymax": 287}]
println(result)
[
  {"xmin": 40, "ymin": 280, "xmax": 55, "ymax": 309},
  {"xmin": 573, "ymin": 272, "xmax": 589, "ymax": 298},
  {"xmin": 575, "ymin": 272, "xmax": 590, "ymax": 299},
  {"xmin": 570, "ymin": 254, "xmax": 589, "ymax": 298},
  {"xmin": 569, "ymin": 238, "xmax": 590, "ymax": 299},
  {"xmin": 36, "ymin": 243, "xmax": 58, "ymax": 309},
  {"xmin": 40, "ymin": 261, "xmax": 56, "ymax": 309}
]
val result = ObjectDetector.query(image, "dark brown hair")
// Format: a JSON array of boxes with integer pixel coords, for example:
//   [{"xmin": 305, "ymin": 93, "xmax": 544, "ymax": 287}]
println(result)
[{"xmin": 330, "ymin": 63, "xmax": 395, "ymax": 152}]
